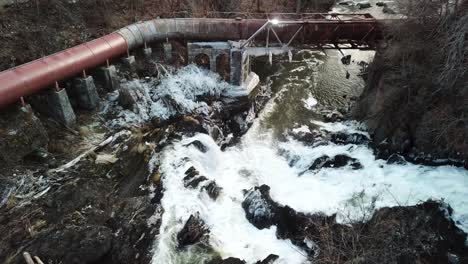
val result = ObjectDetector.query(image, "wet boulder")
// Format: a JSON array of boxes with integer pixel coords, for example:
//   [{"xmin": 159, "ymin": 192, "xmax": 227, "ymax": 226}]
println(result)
[
  {"xmin": 209, "ymin": 257, "xmax": 246, "ymax": 264},
  {"xmin": 357, "ymin": 1, "xmax": 371, "ymax": 9},
  {"xmin": 330, "ymin": 132, "xmax": 369, "ymax": 145},
  {"xmin": 387, "ymin": 153, "xmax": 407, "ymax": 165},
  {"xmin": 185, "ymin": 176, "xmax": 208, "ymax": 189},
  {"xmin": 184, "ymin": 166, "xmax": 199, "ymax": 180},
  {"xmin": 202, "ymin": 181, "xmax": 222, "ymax": 200},
  {"xmin": 185, "ymin": 140, "xmax": 208, "ymax": 153},
  {"xmin": 183, "ymin": 166, "xmax": 208, "ymax": 188},
  {"xmin": 209, "ymin": 254, "xmax": 279, "ymax": 264},
  {"xmin": 241, "ymin": 185, "xmax": 323, "ymax": 257},
  {"xmin": 241, "ymin": 185, "xmax": 277, "ymax": 229},
  {"xmin": 26, "ymin": 225, "xmax": 112, "ymax": 264},
  {"xmin": 256, "ymin": 254, "xmax": 279, "ymax": 264},
  {"xmin": 117, "ymin": 80, "xmax": 152, "ymax": 112},
  {"xmin": 0, "ymin": 105, "xmax": 48, "ymax": 164},
  {"xmin": 321, "ymin": 109, "xmax": 344, "ymax": 122},
  {"xmin": 341, "ymin": 55, "xmax": 352, "ymax": 65},
  {"xmin": 309, "ymin": 154, "xmax": 363, "ymax": 170},
  {"xmin": 288, "ymin": 129, "xmax": 323, "ymax": 146},
  {"xmin": 177, "ymin": 213, "xmax": 209, "ymax": 248}
]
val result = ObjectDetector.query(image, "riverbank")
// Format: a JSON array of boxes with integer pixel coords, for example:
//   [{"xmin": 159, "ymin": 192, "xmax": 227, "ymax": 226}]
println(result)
[{"xmin": 354, "ymin": 1, "xmax": 468, "ymax": 167}]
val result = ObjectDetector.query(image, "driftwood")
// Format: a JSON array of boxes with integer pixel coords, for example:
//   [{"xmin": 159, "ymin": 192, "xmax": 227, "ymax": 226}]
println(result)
[
  {"xmin": 48, "ymin": 135, "xmax": 114, "ymax": 174},
  {"xmin": 22, "ymin": 252, "xmax": 34, "ymax": 264},
  {"xmin": 33, "ymin": 256, "xmax": 45, "ymax": 264}
]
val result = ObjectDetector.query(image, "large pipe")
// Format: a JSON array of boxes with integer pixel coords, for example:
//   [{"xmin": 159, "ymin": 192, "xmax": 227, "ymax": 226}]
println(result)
[
  {"xmin": 0, "ymin": 33, "xmax": 128, "ymax": 108},
  {"xmin": 0, "ymin": 16, "xmax": 380, "ymax": 108}
]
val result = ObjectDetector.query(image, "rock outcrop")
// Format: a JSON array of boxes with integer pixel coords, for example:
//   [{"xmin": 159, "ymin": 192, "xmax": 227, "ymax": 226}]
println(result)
[
  {"xmin": 308, "ymin": 154, "xmax": 363, "ymax": 171},
  {"xmin": 177, "ymin": 213, "xmax": 209, "ymax": 248},
  {"xmin": 242, "ymin": 185, "xmax": 468, "ymax": 262}
]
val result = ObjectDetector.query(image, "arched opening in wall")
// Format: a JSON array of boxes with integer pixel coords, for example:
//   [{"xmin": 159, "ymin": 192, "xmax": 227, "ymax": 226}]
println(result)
[
  {"xmin": 216, "ymin": 54, "xmax": 230, "ymax": 82},
  {"xmin": 194, "ymin": 53, "xmax": 210, "ymax": 70}
]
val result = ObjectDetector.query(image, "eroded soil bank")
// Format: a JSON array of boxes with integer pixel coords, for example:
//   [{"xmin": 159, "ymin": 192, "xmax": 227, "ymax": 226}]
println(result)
[{"xmin": 354, "ymin": 1, "xmax": 468, "ymax": 167}]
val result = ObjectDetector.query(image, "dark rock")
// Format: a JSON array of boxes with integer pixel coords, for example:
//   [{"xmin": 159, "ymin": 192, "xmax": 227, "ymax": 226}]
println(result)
[
  {"xmin": 0, "ymin": 105, "xmax": 48, "ymax": 164},
  {"xmin": 184, "ymin": 166, "xmax": 200, "ymax": 180},
  {"xmin": 387, "ymin": 153, "xmax": 407, "ymax": 164},
  {"xmin": 185, "ymin": 140, "xmax": 208, "ymax": 153},
  {"xmin": 209, "ymin": 257, "xmax": 246, "ymax": 264},
  {"xmin": 118, "ymin": 86, "xmax": 139, "ymax": 110},
  {"xmin": 338, "ymin": 1, "xmax": 352, "ymax": 5},
  {"xmin": 358, "ymin": 2, "xmax": 371, "ymax": 9},
  {"xmin": 309, "ymin": 155, "xmax": 363, "ymax": 170},
  {"xmin": 376, "ymin": 1, "xmax": 387, "ymax": 6},
  {"xmin": 26, "ymin": 225, "xmax": 112, "ymax": 264},
  {"xmin": 330, "ymin": 132, "xmax": 369, "ymax": 145},
  {"xmin": 152, "ymin": 115, "xmax": 208, "ymax": 137},
  {"xmin": 241, "ymin": 185, "xmax": 323, "ymax": 257},
  {"xmin": 383, "ymin": 6, "xmax": 396, "ymax": 14},
  {"xmin": 308, "ymin": 155, "xmax": 332, "ymax": 170},
  {"xmin": 185, "ymin": 176, "xmax": 208, "ymax": 189},
  {"xmin": 242, "ymin": 184, "xmax": 468, "ymax": 262},
  {"xmin": 341, "ymin": 55, "xmax": 352, "ymax": 65},
  {"xmin": 177, "ymin": 213, "xmax": 209, "ymax": 248},
  {"xmin": 241, "ymin": 185, "xmax": 276, "ymax": 229},
  {"xmin": 332, "ymin": 154, "xmax": 363, "ymax": 169},
  {"xmin": 203, "ymin": 181, "xmax": 222, "ymax": 200},
  {"xmin": 256, "ymin": 254, "xmax": 279, "ymax": 264},
  {"xmin": 288, "ymin": 129, "xmax": 322, "ymax": 145},
  {"xmin": 322, "ymin": 110, "xmax": 344, "ymax": 122}
]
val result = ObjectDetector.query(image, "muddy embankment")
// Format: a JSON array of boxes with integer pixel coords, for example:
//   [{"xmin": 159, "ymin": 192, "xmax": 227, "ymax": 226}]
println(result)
[{"xmin": 354, "ymin": 2, "xmax": 468, "ymax": 167}]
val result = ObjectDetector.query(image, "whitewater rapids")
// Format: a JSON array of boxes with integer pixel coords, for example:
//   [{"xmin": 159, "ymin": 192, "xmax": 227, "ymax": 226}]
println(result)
[{"xmin": 145, "ymin": 64, "xmax": 468, "ymax": 264}]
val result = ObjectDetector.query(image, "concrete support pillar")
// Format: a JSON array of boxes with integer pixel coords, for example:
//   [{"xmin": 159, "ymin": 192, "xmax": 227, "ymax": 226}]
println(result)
[
  {"xmin": 73, "ymin": 76, "xmax": 100, "ymax": 110},
  {"xmin": 96, "ymin": 65, "xmax": 119, "ymax": 91},
  {"xmin": 163, "ymin": 43, "xmax": 172, "ymax": 61},
  {"xmin": 230, "ymin": 49, "xmax": 241, "ymax": 85},
  {"xmin": 47, "ymin": 88, "xmax": 76, "ymax": 126},
  {"xmin": 230, "ymin": 49, "xmax": 245, "ymax": 86},
  {"xmin": 210, "ymin": 58, "xmax": 217, "ymax": 73},
  {"xmin": 122, "ymin": 56, "xmax": 136, "ymax": 72}
]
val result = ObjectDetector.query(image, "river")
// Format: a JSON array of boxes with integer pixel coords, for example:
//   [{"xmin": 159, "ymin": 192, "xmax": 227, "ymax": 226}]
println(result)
[
  {"xmin": 140, "ymin": 46, "xmax": 468, "ymax": 263},
  {"xmin": 103, "ymin": 3, "xmax": 468, "ymax": 263}
]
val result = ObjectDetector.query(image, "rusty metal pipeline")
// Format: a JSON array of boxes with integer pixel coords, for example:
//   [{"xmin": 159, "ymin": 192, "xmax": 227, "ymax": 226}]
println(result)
[{"xmin": 0, "ymin": 16, "xmax": 380, "ymax": 108}]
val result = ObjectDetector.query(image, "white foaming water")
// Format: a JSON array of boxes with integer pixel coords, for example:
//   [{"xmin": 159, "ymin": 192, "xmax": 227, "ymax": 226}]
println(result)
[
  {"xmin": 106, "ymin": 65, "xmax": 245, "ymax": 128},
  {"xmin": 152, "ymin": 133, "xmax": 309, "ymax": 264},
  {"xmin": 152, "ymin": 119, "xmax": 468, "ymax": 264},
  {"xmin": 148, "ymin": 53, "xmax": 468, "ymax": 263},
  {"xmin": 151, "ymin": 95, "xmax": 468, "ymax": 264}
]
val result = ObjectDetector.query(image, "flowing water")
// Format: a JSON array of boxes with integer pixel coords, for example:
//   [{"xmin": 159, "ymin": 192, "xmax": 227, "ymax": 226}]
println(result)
[
  {"xmin": 145, "ymin": 49, "xmax": 468, "ymax": 264},
  {"xmin": 98, "ymin": 3, "xmax": 468, "ymax": 264}
]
